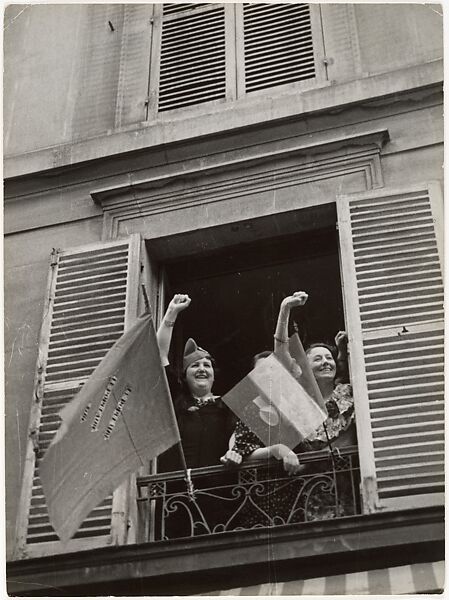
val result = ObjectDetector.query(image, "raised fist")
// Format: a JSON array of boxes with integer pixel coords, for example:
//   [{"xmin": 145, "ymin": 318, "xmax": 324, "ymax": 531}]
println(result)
[
  {"xmin": 335, "ymin": 331, "xmax": 348, "ymax": 351},
  {"xmin": 167, "ymin": 294, "xmax": 191, "ymax": 315},
  {"xmin": 281, "ymin": 291, "xmax": 308, "ymax": 309}
]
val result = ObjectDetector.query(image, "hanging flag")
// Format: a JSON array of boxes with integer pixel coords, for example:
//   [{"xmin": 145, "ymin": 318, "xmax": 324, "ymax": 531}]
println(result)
[
  {"xmin": 39, "ymin": 312, "xmax": 180, "ymax": 543},
  {"xmin": 223, "ymin": 352, "xmax": 326, "ymax": 450}
]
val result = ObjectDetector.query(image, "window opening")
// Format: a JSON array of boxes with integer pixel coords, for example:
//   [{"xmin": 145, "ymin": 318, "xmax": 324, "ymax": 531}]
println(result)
[
  {"xmin": 149, "ymin": 226, "xmax": 359, "ymax": 539},
  {"xmin": 163, "ymin": 227, "xmax": 344, "ymax": 394}
]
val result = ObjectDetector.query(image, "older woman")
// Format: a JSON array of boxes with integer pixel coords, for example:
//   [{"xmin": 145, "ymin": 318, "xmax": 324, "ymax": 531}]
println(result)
[
  {"xmin": 157, "ymin": 294, "xmax": 235, "ymax": 472},
  {"xmin": 300, "ymin": 338, "xmax": 355, "ymax": 452},
  {"xmin": 222, "ymin": 291, "xmax": 355, "ymax": 473}
]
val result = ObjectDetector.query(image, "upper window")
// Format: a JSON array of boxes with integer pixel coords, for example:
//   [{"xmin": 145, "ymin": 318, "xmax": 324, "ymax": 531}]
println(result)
[{"xmin": 149, "ymin": 3, "xmax": 325, "ymax": 115}]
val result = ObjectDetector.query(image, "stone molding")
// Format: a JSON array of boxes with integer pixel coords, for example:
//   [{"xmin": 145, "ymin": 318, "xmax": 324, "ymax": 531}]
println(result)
[{"xmin": 92, "ymin": 128, "xmax": 389, "ymax": 239}]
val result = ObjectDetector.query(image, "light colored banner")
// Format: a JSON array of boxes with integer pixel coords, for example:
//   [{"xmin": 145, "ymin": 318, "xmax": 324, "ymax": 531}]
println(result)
[
  {"xmin": 40, "ymin": 313, "xmax": 180, "ymax": 542},
  {"xmin": 223, "ymin": 353, "xmax": 326, "ymax": 450}
]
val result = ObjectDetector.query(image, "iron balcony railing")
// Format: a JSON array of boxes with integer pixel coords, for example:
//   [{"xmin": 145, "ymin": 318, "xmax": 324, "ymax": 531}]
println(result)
[{"xmin": 136, "ymin": 445, "xmax": 360, "ymax": 542}]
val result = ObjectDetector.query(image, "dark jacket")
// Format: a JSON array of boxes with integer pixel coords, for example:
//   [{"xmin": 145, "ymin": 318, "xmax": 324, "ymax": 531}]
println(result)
[{"xmin": 158, "ymin": 367, "xmax": 235, "ymax": 472}]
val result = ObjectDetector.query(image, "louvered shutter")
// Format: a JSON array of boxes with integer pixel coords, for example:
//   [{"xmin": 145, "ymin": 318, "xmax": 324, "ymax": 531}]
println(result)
[
  {"xmin": 242, "ymin": 3, "xmax": 317, "ymax": 94},
  {"xmin": 15, "ymin": 236, "xmax": 142, "ymax": 558},
  {"xmin": 114, "ymin": 4, "xmax": 154, "ymax": 127},
  {"xmin": 337, "ymin": 183, "xmax": 444, "ymax": 512},
  {"xmin": 157, "ymin": 4, "xmax": 227, "ymax": 112}
]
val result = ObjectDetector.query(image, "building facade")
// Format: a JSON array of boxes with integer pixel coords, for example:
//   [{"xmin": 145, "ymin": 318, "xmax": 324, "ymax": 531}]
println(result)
[{"xmin": 5, "ymin": 3, "xmax": 444, "ymax": 594}]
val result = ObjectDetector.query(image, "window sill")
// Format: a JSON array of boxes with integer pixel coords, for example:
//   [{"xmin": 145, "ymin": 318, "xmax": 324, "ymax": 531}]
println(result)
[{"xmin": 7, "ymin": 504, "xmax": 444, "ymax": 595}]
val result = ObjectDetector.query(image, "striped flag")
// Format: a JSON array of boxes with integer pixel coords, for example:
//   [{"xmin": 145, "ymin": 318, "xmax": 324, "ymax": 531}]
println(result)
[
  {"xmin": 40, "ymin": 312, "xmax": 180, "ymax": 542},
  {"xmin": 223, "ymin": 352, "xmax": 326, "ymax": 450}
]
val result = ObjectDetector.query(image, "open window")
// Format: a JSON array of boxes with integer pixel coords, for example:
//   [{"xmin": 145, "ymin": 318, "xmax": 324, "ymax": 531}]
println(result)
[
  {"xmin": 161, "ymin": 225, "xmax": 344, "ymax": 394},
  {"xmin": 16, "ymin": 180, "xmax": 444, "ymax": 556},
  {"xmin": 153, "ymin": 181, "xmax": 444, "ymax": 517}
]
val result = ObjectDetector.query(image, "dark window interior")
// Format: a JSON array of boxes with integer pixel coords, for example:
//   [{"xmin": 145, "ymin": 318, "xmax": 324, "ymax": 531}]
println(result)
[{"xmin": 164, "ymin": 226, "xmax": 344, "ymax": 395}]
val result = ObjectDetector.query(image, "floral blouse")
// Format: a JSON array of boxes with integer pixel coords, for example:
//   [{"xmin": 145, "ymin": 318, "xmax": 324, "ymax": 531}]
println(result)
[{"xmin": 231, "ymin": 383, "xmax": 355, "ymax": 458}]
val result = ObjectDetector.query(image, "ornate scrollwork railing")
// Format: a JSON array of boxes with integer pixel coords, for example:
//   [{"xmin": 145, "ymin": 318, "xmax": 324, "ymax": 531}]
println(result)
[{"xmin": 136, "ymin": 446, "xmax": 360, "ymax": 542}]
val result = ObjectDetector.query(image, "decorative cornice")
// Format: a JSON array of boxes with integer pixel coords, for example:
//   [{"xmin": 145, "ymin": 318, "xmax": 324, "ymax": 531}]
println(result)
[
  {"xmin": 91, "ymin": 128, "xmax": 389, "ymax": 239},
  {"xmin": 6, "ymin": 506, "xmax": 444, "ymax": 595},
  {"xmin": 91, "ymin": 128, "xmax": 388, "ymax": 203}
]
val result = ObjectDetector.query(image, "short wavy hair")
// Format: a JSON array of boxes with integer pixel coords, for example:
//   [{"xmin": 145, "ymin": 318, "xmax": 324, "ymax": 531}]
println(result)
[{"xmin": 305, "ymin": 342, "xmax": 337, "ymax": 361}]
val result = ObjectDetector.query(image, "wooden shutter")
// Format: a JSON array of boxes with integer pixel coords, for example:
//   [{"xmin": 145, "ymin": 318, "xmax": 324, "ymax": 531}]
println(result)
[
  {"xmin": 242, "ymin": 3, "xmax": 317, "ymax": 94},
  {"xmin": 337, "ymin": 183, "xmax": 444, "ymax": 512},
  {"xmin": 114, "ymin": 4, "xmax": 154, "ymax": 128},
  {"xmin": 157, "ymin": 3, "xmax": 227, "ymax": 112},
  {"xmin": 15, "ymin": 236, "xmax": 142, "ymax": 558}
]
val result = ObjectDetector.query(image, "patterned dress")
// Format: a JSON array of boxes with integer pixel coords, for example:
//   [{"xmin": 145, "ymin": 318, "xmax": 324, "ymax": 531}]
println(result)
[{"xmin": 231, "ymin": 383, "xmax": 355, "ymax": 457}]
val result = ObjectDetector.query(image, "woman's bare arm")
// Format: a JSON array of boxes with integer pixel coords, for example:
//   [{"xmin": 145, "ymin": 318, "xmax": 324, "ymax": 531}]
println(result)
[
  {"xmin": 274, "ymin": 291, "xmax": 308, "ymax": 357},
  {"xmin": 156, "ymin": 294, "xmax": 191, "ymax": 366}
]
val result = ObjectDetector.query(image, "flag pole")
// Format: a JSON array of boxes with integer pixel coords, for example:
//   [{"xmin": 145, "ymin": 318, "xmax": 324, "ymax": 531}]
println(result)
[
  {"xmin": 323, "ymin": 421, "xmax": 341, "ymax": 516},
  {"xmin": 142, "ymin": 283, "xmax": 196, "ymax": 500}
]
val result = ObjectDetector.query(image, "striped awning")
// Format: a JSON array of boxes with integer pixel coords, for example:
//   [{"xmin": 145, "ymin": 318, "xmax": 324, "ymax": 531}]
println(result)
[{"xmin": 201, "ymin": 561, "xmax": 444, "ymax": 595}]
